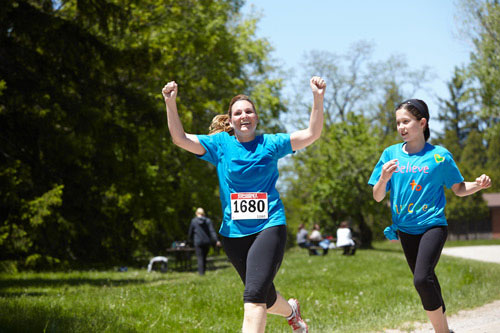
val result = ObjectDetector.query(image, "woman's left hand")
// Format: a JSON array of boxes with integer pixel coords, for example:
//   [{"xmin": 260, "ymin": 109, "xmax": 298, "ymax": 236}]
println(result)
[
  {"xmin": 310, "ymin": 76, "xmax": 326, "ymax": 96},
  {"xmin": 476, "ymin": 174, "xmax": 492, "ymax": 189}
]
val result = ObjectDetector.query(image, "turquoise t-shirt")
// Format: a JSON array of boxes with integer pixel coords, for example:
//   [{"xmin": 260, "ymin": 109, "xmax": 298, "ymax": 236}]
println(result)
[
  {"xmin": 196, "ymin": 132, "xmax": 293, "ymax": 238},
  {"xmin": 368, "ymin": 142, "xmax": 464, "ymax": 235}
]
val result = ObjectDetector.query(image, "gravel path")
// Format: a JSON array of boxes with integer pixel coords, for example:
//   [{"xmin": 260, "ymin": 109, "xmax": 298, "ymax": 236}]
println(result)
[{"xmin": 383, "ymin": 245, "xmax": 500, "ymax": 333}]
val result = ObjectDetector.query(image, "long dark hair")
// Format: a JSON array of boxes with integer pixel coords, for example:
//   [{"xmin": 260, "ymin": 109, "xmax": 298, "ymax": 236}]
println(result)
[{"xmin": 396, "ymin": 99, "xmax": 430, "ymax": 141}]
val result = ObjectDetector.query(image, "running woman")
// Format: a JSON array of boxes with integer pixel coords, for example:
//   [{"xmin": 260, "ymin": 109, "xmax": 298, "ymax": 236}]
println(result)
[
  {"xmin": 368, "ymin": 99, "xmax": 491, "ymax": 333},
  {"xmin": 162, "ymin": 76, "xmax": 326, "ymax": 333}
]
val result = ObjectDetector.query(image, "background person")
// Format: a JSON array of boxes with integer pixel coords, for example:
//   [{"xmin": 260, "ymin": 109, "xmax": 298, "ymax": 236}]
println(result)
[
  {"xmin": 336, "ymin": 221, "xmax": 356, "ymax": 255},
  {"xmin": 188, "ymin": 207, "xmax": 220, "ymax": 275},
  {"xmin": 162, "ymin": 76, "xmax": 326, "ymax": 333},
  {"xmin": 368, "ymin": 99, "xmax": 491, "ymax": 333},
  {"xmin": 296, "ymin": 224, "xmax": 310, "ymax": 249},
  {"xmin": 309, "ymin": 224, "xmax": 329, "ymax": 255}
]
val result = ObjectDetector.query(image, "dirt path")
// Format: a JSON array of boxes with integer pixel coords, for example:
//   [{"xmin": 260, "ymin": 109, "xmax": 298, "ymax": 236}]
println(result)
[
  {"xmin": 384, "ymin": 300, "xmax": 500, "ymax": 333},
  {"xmin": 383, "ymin": 245, "xmax": 500, "ymax": 333}
]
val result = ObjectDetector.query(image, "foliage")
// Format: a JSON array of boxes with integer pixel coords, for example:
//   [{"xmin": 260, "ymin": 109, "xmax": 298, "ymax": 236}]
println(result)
[
  {"xmin": 433, "ymin": 0, "xmax": 500, "ymax": 236},
  {"xmin": 461, "ymin": 0, "xmax": 500, "ymax": 192},
  {"xmin": 436, "ymin": 66, "xmax": 478, "ymax": 146},
  {"xmin": 460, "ymin": 0, "xmax": 500, "ymax": 128},
  {"xmin": 0, "ymin": 0, "xmax": 285, "ymax": 266},
  {"xmin": 282, "ymin": 43, "xmax": 431, "ymax": 246},
  {"xmin": 282, "ymin": 114, "xmax": 391, "ymax": 246}
]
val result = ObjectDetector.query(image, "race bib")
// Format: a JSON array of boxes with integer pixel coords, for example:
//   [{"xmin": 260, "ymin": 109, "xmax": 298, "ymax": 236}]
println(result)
[{"xmin": 230, "ymin": 192, "xmax": 268, "ymax": 220}]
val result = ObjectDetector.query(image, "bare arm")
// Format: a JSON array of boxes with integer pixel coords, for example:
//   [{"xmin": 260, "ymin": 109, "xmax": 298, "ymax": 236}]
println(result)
[
  {"xmin": 451, "ymin": 174, "xmax": 491, "ymax": 197},
  {"xmin": 372, "ymin": 159, "xmax": 398, "ymax": 202},
  {"xmin": 290, "ymin": 76, "xmax": 326, "ymax": 151},
  {"xmin": 162, "ymin": 81, "xmax": 206, "ymax": 155}
]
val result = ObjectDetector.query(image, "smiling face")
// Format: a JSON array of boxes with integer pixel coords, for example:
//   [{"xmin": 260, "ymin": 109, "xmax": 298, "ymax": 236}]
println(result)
[
  {"xmin": 229, "ymin": 100, "xmax": 258, "ymax": 141},
  {"xmin": 395, "ymin": 109, "xmax": 427, "ymax": 143}
]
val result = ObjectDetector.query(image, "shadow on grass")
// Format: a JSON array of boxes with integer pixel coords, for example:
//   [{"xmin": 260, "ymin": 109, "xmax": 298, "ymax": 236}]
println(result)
[
  {"xmin": 0, "ymin": 302, "xmax": 136, "ymax": 333},
  {"xmin": 0, "ymin": 291, "xmax": 46, "ymax": 298},
  {"xmin": 0, "ymin": 277, "xmax": 154, "ymax": 290},
  {"xmin": 0, "ymin": 259, "xmax": 232, "ymax": 292},
  {"xmin": 371, "ymin": 247, "xmax": 404, "ymax": 254},
  {"xmin": 167, "ymin": 255, "xmax": 230, "ymax": 273}
]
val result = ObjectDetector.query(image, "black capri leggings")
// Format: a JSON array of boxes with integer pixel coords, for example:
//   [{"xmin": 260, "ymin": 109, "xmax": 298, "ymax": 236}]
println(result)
[
  {"xmin": 398, "ymin": 226, "xmax": 448, "ymax": 312},
  {"xmin": 221, "ymin": 225, "xmax": 287, "ymax": 308}
]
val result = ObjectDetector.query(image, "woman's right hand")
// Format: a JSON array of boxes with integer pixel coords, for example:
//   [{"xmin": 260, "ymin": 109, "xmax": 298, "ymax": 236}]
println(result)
[
  {"xmin": 162, "ymin": 81, "xmax": 178, "ymax": 104},
  {"xmin": 380, "ymin": 159, "xmax": 398, "ymax": 182}
]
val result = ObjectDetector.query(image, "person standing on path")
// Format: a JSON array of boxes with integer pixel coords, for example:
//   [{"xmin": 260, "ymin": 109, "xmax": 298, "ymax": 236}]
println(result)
[
  {"xmin": 368, "ymin": 99, "xmax": 491, "ymax": 333},
  {"xmin": 162, "ymin": 76, "xmax": 326, "ymax": 332},
  {"xmin": 188, "ymin": 207, "xmax": 220, "ymax": 275}
]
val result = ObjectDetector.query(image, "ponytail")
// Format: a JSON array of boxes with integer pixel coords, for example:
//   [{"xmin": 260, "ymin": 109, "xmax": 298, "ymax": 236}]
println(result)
[
  {"xmin": 423, "ymin": 126, "xmax": 430, "ymax": 142},
  {"xmin": 209, "ymin": 114, "xmax": 233, "ymax": 135}
]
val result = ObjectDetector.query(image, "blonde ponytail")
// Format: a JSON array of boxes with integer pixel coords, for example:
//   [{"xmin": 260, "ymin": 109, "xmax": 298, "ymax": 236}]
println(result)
[{"xmin": 209, "ymin": 114, "xmax": 233, "ymax": 135}]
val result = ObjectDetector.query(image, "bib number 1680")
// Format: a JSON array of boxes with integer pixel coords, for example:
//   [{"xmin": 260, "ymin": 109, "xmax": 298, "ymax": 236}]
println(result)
[{"xmin": 230, "ymin": 193, "xmax": 268, "ymax": 220}]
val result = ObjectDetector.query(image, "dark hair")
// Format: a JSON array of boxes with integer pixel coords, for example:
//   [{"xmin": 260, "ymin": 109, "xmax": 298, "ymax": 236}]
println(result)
[
  {"xmin": 208, "ymin": 94, "xmax": 256, "ymax": 135},
  {"xmin": 395, "ymin": 99, "xmax": 430, "ymax": 141}
]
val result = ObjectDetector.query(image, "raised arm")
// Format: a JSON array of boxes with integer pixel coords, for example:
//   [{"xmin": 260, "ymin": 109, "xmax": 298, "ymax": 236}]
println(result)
[
  {"xmin": 162, "ymin": 81, "xmax": 206, "ymax": 155},
  {"xmin": 290, "ymin": 76, "xmax": 326, "ymax": 151},
  {"xmin": 451, "ymin": 174, "xmax": 491, "ymax": 197}
]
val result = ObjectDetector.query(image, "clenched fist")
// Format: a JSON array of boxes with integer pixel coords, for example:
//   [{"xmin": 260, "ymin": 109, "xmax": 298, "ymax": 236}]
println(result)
[
  {"xmin": 162, "ymin": 81, "xmax": 178, "ymax": 103},
  {"xmin": 310, "ymin": 76, "xmax": 326, "ymax": 96}
]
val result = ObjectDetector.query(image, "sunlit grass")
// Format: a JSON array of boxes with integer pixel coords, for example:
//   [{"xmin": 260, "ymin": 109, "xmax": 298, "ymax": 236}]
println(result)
[{"xmin": 1, "ymin": 241, "xmax": 499, "ymax": 332}]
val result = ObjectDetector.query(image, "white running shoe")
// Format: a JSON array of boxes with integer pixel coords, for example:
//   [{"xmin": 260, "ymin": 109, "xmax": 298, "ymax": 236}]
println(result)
[{"xmin": 287, "ymin": 298, "xmax": 308, "ymax": 333}]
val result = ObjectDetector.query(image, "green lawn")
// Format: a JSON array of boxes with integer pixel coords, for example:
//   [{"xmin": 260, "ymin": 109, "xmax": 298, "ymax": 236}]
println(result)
[{"xmin": 1, "ymin": 240, "xmax": 500, "ymax": 332}]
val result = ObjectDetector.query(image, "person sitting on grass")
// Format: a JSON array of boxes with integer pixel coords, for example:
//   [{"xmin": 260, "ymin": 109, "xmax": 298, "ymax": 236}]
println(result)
[
  {"xmin": 296, "ymin": 224, "xmax": 311, "ymax": 249},
  {"xmin": 336, "ymin": 221, "xmax": 356, "ymax": 256},
  {"xmin": 309, "ymin": 224, "xmax": 329, "ymax": 255}
]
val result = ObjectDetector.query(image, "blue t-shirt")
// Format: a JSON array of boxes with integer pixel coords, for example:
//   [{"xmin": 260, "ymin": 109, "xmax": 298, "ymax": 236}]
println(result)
[
  {"xmin": 196, "ymin": 132, "xmax": 293, "ymax": 237},
  {"xmin": 368, "ymin": 142, "xmax": 464, "ymax": 235}
]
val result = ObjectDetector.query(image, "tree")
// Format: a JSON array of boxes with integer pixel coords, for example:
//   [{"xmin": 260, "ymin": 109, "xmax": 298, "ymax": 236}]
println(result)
[
  {"xmin": 372, "ymin": 55, "xmax": 432, "ymax": 144},
  {"xmin": 282, "ymin": 114, "xmax": 391, "ymax": 246},
  {"xmin": 443, "ymin": 131, "xmax": 489, "ymax": 238},
  {"xmin": 458, "ymin": 0, "xmax": 500, "ymax": 130},
  {"xmin": 282, "ymin": 43, "xmax": 431, "ymax": 246},
  {"xmin": 485, "ymin": 128, "xmax": 500, "ymax": 191},
  {"xmin": 0, "ymin": 0, "xmax": 285, "ymax": 267},
  {"xmin": 436, "ymin": 66, "xmax": 478, "ymax": 146}
]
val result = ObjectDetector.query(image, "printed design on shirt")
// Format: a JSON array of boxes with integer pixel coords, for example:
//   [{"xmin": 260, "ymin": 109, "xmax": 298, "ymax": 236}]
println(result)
[
  {"xmin": 410, "ymin": 180, "xmax": 422, "ymax": 191},
  {"xmin": 394, "ymin": 161, "xmax": 429, "ymax": 174},
  {"xmin": 434, "ymin": 154, "xmax": 445, "ymax": 163},
  {"xmin": 394, "ymin": 203, "xmax": 430, "ymax": 214}
]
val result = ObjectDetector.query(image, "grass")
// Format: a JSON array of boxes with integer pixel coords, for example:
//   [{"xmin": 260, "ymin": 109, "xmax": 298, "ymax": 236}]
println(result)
[{"xmin": 1, "ymin": 240, "xmax": 500, "ymax": 332}]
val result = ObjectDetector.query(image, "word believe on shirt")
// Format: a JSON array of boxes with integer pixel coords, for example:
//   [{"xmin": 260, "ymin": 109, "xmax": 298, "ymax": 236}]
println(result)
[{"xmin": 394, "ymin": 161, "xmax": 429, "ymax": 174}]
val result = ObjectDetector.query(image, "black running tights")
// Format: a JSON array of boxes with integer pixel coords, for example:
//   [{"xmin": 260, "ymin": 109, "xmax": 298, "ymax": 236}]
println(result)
[
  {"xmin": 399, "ymin": 226, "xmax": 448, "ymax": 312},
  {"xmin": 221, "ymin": 225, "xmax": 287, "ymax": 308}
]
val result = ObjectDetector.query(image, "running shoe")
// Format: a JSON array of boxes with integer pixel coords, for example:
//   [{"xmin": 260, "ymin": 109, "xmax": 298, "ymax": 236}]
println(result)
[{"xmin": 287, "ymin": 298, "xmax": 308, "ymax": 333}]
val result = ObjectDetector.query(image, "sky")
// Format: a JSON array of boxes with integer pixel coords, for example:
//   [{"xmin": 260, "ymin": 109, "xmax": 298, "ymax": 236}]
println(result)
[{"xmin": 242, "ymin": 0, "xmax": 473, "ymax": 130}]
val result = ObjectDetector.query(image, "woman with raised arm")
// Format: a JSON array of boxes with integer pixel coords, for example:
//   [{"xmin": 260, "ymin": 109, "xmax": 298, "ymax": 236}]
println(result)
[
  {"xmin": 162, "ymin": 77, "xmax": 326, "ymax": 333},
  {"xmin": 368, "ymin": 99, "xmax": 491, "ymax": 333}
]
